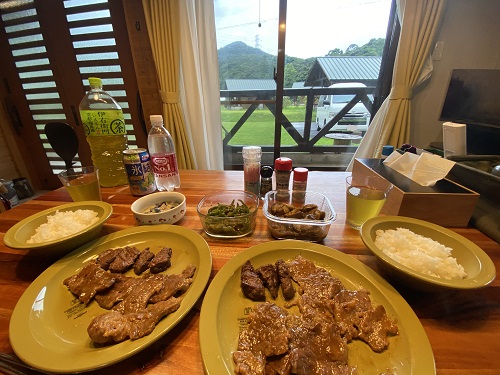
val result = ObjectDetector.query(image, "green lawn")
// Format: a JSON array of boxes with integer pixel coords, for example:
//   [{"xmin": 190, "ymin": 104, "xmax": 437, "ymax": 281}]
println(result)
[{"xmin": 221, "ymin": 105, "xmax": 332, "ymax": 146}]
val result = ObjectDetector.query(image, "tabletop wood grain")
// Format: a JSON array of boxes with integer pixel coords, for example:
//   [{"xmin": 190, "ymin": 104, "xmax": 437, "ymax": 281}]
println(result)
[{"xmin": 0, "ymin": 170, "xmax": 498, "ymax": 375}]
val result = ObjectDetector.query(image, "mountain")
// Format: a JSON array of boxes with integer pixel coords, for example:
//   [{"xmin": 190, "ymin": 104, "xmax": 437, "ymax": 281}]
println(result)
[
  {"xmin": 217, "ymin": 41, "xmax": 317, "ymax": 89},
  {"xmin": 217, "ymin": 40, "xmax": 383, "ymax": 89},
  {"xmin": 218, "ymin": 42, "xmax": 277, "ymax": 89}
]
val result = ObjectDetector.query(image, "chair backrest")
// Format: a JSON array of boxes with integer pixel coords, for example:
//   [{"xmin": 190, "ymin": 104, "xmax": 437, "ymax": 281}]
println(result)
[{"xmin": 44, "ymin": 122, "xmax": 79, "ymax": 170}]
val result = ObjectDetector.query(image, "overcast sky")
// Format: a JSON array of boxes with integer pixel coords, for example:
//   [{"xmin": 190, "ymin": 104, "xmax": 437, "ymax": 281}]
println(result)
[{"xmin": 214, "ymin": 0, "xmax": 392, "ymax": 59}]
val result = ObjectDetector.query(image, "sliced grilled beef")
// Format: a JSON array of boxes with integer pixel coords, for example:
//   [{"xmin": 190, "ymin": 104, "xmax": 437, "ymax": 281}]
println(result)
[
  {"xmin": 240, "ymin": 260, "xmax": 265, "ymax": 301},
  {"xmin": 87, "ymin": 297, "xmax": 182, "ymax": 344},
  {"xmin": 95, "ymin": 248, "xmax": 121, "ymax": 270},
  {"xmin": 94, "ymin": 275, "xmax": 141, "ymax": 310},
  {"xmin": 133, "ymin": 248, "xmax": 155, "ymax": 275},
  {"xmin": 63, "ymin": 262, "xmax": 117, "ymax": 305},
  {"xmin": 113, "ymin": 277, "xmax": 164, "ymax": 314},
  {"xmin": 108, "ymin": 246, "xmax": 141, "ymax": 273},
  {"xmin": 149, "ymin": 247, "xmax": 172, "ymax": 273},
  {"xmin": 276, "ymin": 259, "xmax": 296, "ymax": 300},
  {"xmin": 256, "ymin": 263, "xmax": 279, "ymax": 299},
  {"xmin": 148, "ymin": 264, "xmax": 196, "ymax": 303}
]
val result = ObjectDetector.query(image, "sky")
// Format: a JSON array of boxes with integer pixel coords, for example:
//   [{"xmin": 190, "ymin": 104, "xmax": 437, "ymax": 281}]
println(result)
[{"xmin": 214, "ymin": 0, "xmax": 392, "ymax": 59}]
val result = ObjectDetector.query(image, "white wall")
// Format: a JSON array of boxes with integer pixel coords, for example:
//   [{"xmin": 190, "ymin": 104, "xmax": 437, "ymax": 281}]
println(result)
[{"xmin": 411, "ymin": 0, "xmax": 500, "ymax": 149}]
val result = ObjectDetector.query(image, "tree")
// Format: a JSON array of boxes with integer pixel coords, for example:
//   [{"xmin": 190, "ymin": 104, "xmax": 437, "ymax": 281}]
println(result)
[
  {"xmin": 326, "ymin": 38, "xmax": 385, "ymax": 57},
  {"xmin": 327, "ymin": 48, "xmax": 344, "ymax": 56}
]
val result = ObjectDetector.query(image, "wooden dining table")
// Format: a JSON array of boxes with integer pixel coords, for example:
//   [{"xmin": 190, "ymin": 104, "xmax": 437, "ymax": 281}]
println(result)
[{"xmin": 0, "ymin": 170, "xmax": 498, "ymax": 375}]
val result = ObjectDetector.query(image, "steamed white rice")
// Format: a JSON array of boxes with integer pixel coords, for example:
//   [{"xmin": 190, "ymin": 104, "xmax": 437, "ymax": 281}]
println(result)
[
  {"xmin": 27, "ymin": 209, "xmax": 99, "ymax": 244},
  {"xmin": 375, "ymin": 227, "xmax": 467, "ymax": 280}
]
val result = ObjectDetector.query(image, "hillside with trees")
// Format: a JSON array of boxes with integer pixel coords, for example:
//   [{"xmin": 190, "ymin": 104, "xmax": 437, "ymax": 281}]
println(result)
[{"xmin": 218, "ymin": 38, "xmax": 385, "ymax": 89}]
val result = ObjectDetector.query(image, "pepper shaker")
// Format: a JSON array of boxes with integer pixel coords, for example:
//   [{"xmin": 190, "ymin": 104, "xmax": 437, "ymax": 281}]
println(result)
[{"xmin": 260, "ymin": 165, "xmax": 273, "ymax": 199}]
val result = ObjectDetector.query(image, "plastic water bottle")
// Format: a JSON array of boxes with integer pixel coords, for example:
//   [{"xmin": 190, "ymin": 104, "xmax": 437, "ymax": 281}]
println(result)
[
  {"xmin": 147, "ymin": 115, "xmax": 180, "ymax": 191},
  {"xmin": 79, "ymin": 77, "xmax": 128, "ymax": 187}
]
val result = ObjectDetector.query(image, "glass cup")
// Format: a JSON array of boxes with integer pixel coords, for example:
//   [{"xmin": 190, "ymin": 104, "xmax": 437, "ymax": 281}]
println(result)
[
  {"xmin": 58, "ymin": 166, "xmax": 102, "ymax": 202},
  {"xmin": 345, "ymin": 175, "xmax": 392, "ymax": 230}
]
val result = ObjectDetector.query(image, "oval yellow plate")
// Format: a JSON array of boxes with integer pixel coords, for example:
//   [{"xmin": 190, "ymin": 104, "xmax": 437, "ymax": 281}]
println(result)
[
  {"xmin": 199, "ymin": 240, "xmax": 435, "ymax": 375},
  {"xmin": 9, "ymin": 225, "xmax": 212, "ymax": 373}
]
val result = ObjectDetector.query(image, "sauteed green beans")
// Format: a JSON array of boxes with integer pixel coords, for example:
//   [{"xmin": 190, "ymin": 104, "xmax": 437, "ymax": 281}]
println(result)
[{"xmin": 205, "ymin": 200, "xmax": 254, "ymax": 236}]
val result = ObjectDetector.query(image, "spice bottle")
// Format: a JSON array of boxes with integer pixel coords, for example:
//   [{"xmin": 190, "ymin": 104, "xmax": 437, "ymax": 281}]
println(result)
[
  {"xmin": 242, "ymin": 146, "xmax": 262, "ymax": 196},
  {"xmin": 274, "ymin": 157, "xmax": 292, "ymax": 201},
  {"xmin": 260, "ymin": 165, "xmax": 273, "ymax": 198},
  {"xmin": 292, "ymin": 167, "xmax": 308, "ymax": 204}
]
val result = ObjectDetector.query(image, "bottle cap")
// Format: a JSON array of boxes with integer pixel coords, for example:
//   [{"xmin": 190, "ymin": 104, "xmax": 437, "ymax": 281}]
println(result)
[
  {"xmin": 382, "ymin": 145, "xmax": 394, "ymax": 156},
  {"xmin": 150, "ymin": 115, "xmax": 163, "ymax": 126},
  {"xmin": 242, "ymin": 146, "xmax": 262, "ymax": 161},
  {"xmin": 274, "ymin": 157, "xmax": 292, "ymax": 171},
  {"xmin": 260, "ymin": 165, "xmax": 273, "ymax": 178},
  {"xmin": 293, "ymin": 167, "xmax": 308, "ymax": 181},
  {"xmin": 88, "ymin": 77, "xmax": 102, "ymax": 87}
]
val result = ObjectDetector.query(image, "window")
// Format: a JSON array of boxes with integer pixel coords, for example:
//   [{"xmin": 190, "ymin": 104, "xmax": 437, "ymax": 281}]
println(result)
[
  {"xmin": 0, "ymin": 0, "xmax": 143, "ymax": 188},
  {"xmin": 214, "ymin": 0, "xmax": 393, "ymax": 170}
]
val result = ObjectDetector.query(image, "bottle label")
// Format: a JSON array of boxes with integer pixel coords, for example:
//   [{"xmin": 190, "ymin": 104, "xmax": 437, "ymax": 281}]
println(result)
[
  {"xmin": 80, "ymin": 110, "xmax": 126, "ymax": 136},
  {"xmin": 150, "ymin": 153, "xmax": 179, "ymax": 178}
]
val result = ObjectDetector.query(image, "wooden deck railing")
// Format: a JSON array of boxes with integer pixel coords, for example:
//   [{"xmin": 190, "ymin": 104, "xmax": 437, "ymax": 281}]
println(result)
[{"xmin": 219, "ymin": 86, "xmax": 375, "ymax": 169}]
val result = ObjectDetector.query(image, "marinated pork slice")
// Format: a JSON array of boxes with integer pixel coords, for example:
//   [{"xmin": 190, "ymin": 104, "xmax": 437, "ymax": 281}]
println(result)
[
  {"xmin": 285, "ymin": 305, "xmax": 348, "ymax": 365},
  {"xmin": 134, "ymin": 248, "xmax": 155, "ymax": 275},
  {"xmin": 127, "ymin": 297, "xmax": 182, "ymax": 340},
  {"xmin": 232, "ymin": 351, "xmax": 266, "ymax": 375},
  {"xmin": 357, "ymin": 304, "xmax": 398, "ymax": 353},
  {"xmin": 332, "ymin": 289, "xmax": 373, "ymax": 342},
  {"xmin": 108, "ymin": 246, "xmax": 141, "ymax": 273},
  {"xmin": 95, "ymin": 248, "xmax": 121, "ymax": 270},
  {"xmin": 94, "ymin": 275, "xmax": 142, "ymax": 310},
  {"xmin": 237, "ymin": 302, "xmax": 290, "ymax": 357},
  {"xmin": 256, "ymin": 263, "xmax": 279, "ymax": 299},
  {"xmin": 87, "ymin": 297, "xmax": 182, "ymax": 344},
  {"xmin": 87, "ymin": 310, "xmax": 129, "ymax": 344},
  {"xmin": 113, "ymin": 277, "xmax": 164, "ymax": 314},
  {"xmin": 298, "ymin": 267, "xmax": 344, "ymax": 301},
  {"xmin": 241, "ymin": 260, "xmax": 265, "ymax": 301},
  {"xmin": 148, "ymin": 264, "xmax": 196, "ymax": 303},
  {"xmin": 63, "ymin": 262, "xmax": 117, "ymax": 305},
  {"xmin": 286, "ymin": 255, "xmax": 318, "ymax": 282},
  {"xmin": 276, "ymin": 259, "xmax": 296, "ymax": 300},
  {"xmin": 149, "ymin": 247, "xmax": 172, "ymax": 273}
]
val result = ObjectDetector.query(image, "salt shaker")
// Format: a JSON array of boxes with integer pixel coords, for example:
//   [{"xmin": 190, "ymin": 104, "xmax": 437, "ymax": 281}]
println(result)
[{"xmin": 242, "ymin": 146, "xmax": 262, "ymax": 196}]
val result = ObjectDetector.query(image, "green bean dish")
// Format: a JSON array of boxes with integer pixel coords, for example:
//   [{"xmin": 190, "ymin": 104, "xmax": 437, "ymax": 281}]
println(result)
[{"xmin": 205, "ymin": 200, "xmax": 255, "ymax": 236}]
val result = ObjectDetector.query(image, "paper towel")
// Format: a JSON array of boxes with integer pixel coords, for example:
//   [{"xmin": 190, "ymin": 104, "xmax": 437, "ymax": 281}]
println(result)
[{"xmin": 383, "ymin": 151, "xmax": 455, "ymax": 186}]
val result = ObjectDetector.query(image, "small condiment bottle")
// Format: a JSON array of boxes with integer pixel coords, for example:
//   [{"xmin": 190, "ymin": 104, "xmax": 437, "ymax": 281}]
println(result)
[
  {"xmin": 259, "ymin": 165, "xmax": 273, "ymax": 199},
  {"xmin": 292, "ymin": 167, "xmax": 308, "ymax": 204},
  {"xmin": 242, "ymin": 146, "xmax": 261, "ymax": 196},
  {"xmin": 274, "ymin": 157, "xmax": 292, "ymax": 201}
]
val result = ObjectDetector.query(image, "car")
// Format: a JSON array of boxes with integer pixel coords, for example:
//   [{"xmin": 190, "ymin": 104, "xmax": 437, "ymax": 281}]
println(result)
[{"xmin": 315, "ymin": 82, "xmax": 371, "ymax": 134}]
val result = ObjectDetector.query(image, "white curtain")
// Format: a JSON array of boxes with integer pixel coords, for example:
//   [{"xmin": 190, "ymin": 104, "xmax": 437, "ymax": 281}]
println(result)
[
  {"xmin": 347, "ymin": 0, "xmax": 447, "ymax": 171},
  {"xmin": 178, "ymin": 0, "xmax": 224, "ymax": 170}
]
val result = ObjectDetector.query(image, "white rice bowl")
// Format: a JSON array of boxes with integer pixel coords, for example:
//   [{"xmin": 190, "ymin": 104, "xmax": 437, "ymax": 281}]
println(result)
[
  {"xmin": 374, "ymin": 227, "xmax": 466, "ymax": 280},
  {"xmin": 27, "ymin": 209, "xmax": 99, "ymax": 244},
  {"xmin": 360, "ymin": 216, "xmax": 496, "ymax": 292}
]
